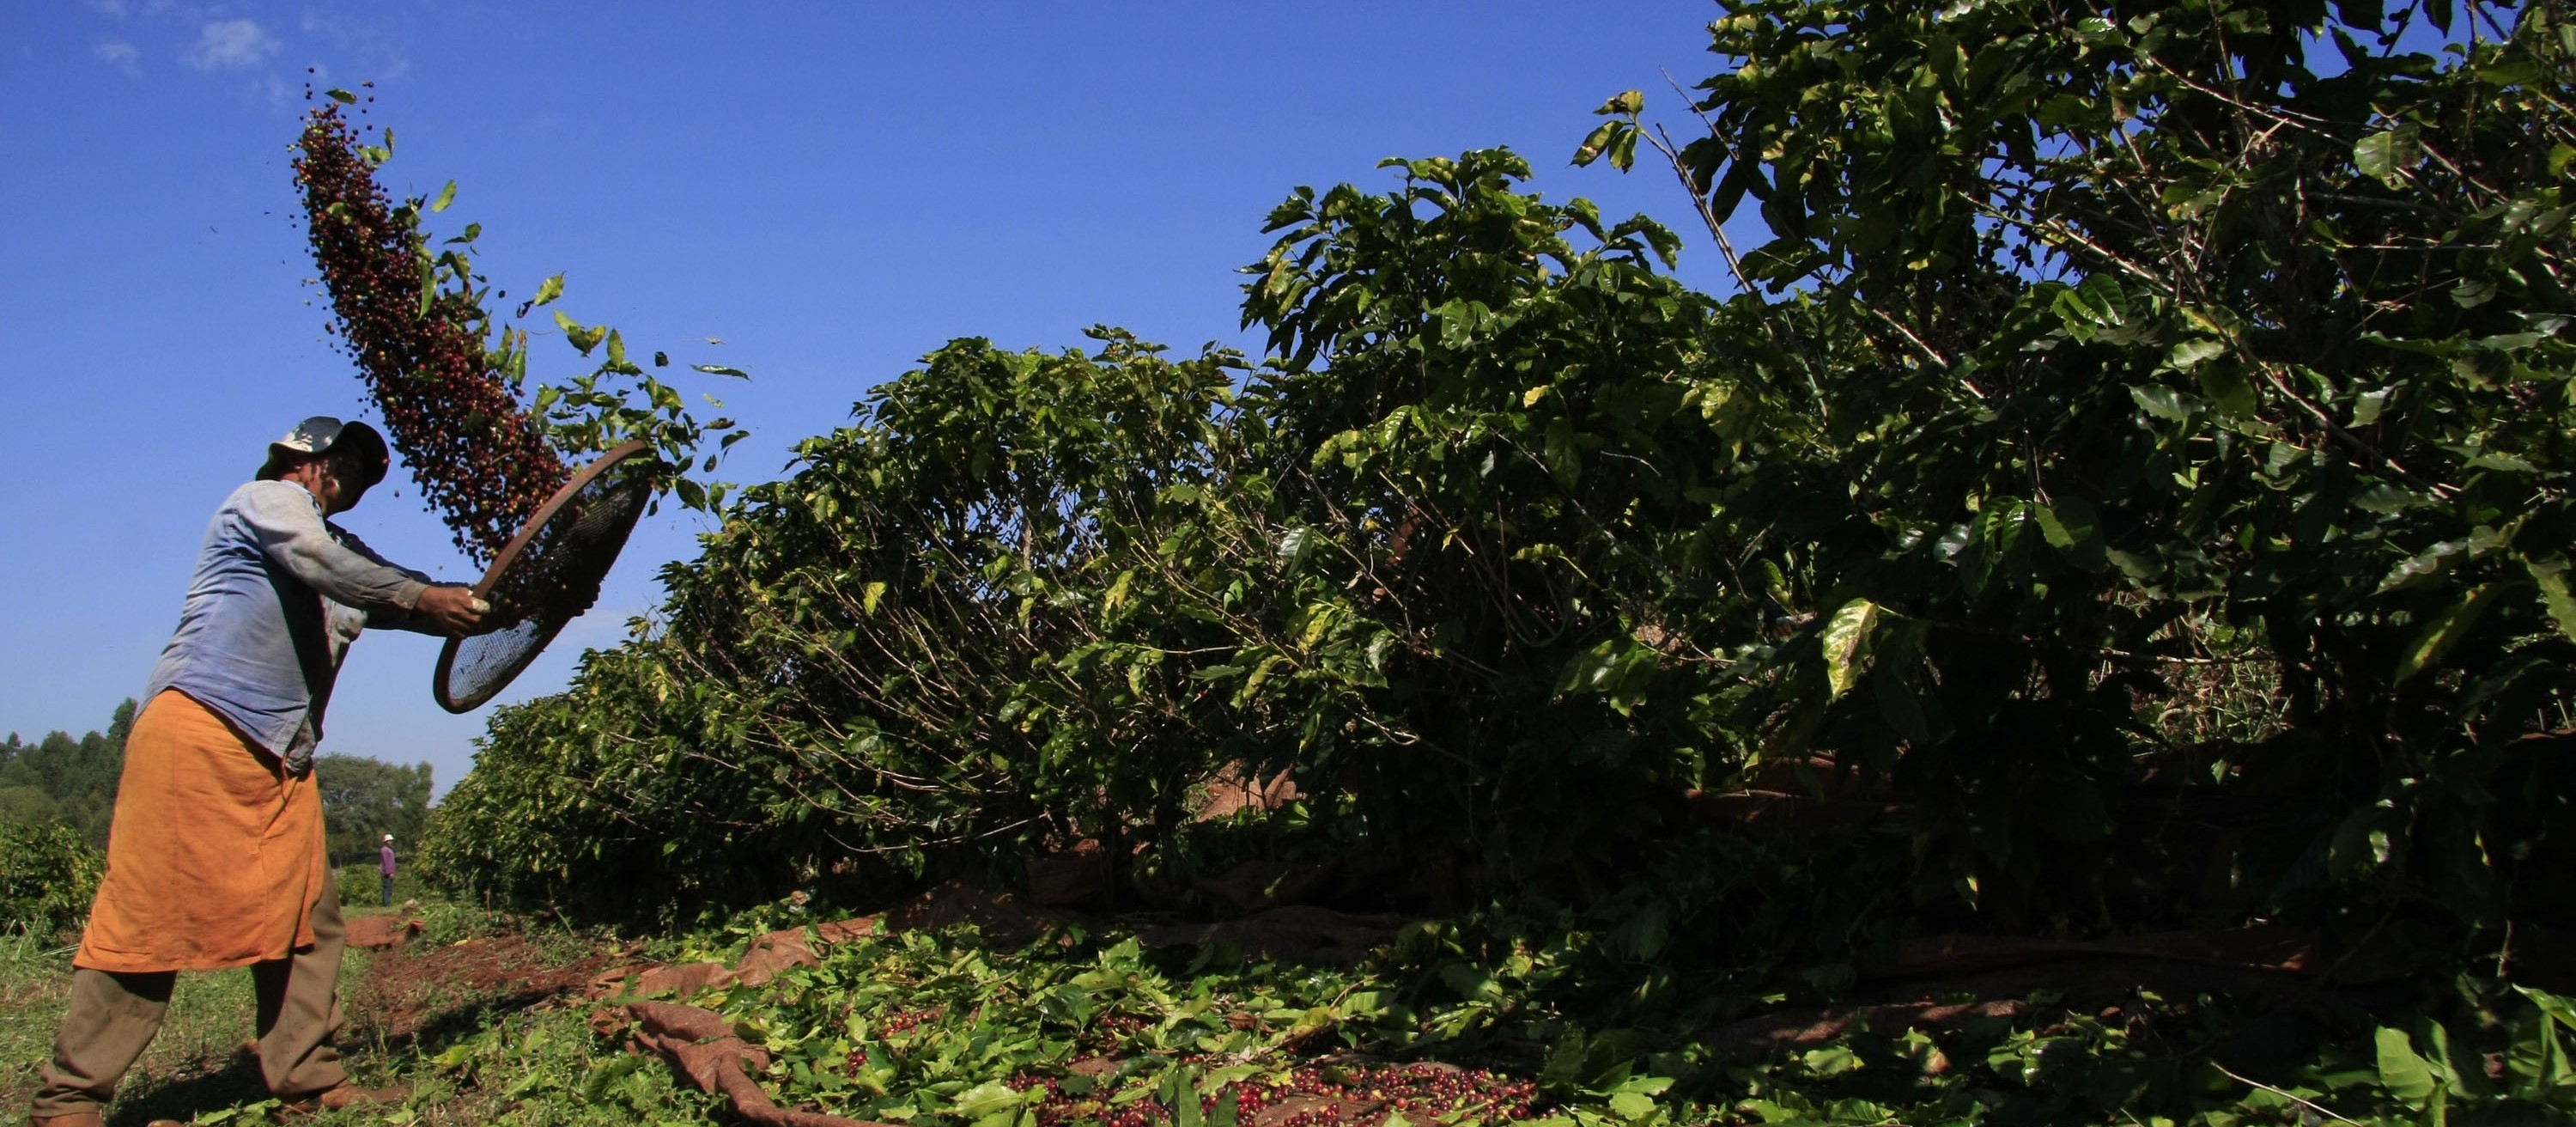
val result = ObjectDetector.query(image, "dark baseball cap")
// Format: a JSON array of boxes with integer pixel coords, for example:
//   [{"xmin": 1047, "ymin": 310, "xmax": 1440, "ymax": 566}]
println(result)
[{"xmin": 256, "ymin": 416, "xmax": 390, "ymax": 487}]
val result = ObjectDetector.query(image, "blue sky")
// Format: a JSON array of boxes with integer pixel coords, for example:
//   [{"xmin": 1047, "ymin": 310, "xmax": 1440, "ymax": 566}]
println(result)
[{"xmin": 0, "ymin": 2, "xmax": 1740, "ymax": 794}]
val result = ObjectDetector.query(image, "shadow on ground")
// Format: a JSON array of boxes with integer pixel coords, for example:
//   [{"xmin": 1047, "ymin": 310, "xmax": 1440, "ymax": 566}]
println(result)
[
  {"xmin": 111, "ymin": 1052, "xmax": 269, "ymax": 1127},
  {"xmin": 347, "ymin": 928, "xmax": 620, "ymax": 1055}
]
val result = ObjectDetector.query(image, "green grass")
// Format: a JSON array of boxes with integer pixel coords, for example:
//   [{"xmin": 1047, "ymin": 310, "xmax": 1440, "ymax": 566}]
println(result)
[
  {"xmin": 0, "ymin": 929, "xmax": 268, "ymax": 1124},
  {"xmin": 0, "ymin": 873, "xmax": 720, "ymax": 1126}
]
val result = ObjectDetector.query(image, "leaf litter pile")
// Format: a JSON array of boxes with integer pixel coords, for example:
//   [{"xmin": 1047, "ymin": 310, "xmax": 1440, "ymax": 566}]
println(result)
[
  {"xmin": 318, "ymin": 889, "xmax": 2576, "ymax": 1127},
  {"xmin": 604, "ymin": 923, "xmax": 1539, "ymax": 1127}
]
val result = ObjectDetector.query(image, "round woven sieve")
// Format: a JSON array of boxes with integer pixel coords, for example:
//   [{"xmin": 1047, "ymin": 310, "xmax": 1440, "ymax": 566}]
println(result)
[{"xmin": 432, "ymin": 439, "xmax": 660, "ymax": 713}]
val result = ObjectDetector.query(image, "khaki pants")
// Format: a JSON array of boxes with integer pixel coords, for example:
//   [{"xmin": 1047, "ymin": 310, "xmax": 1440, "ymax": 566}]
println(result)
[{"xmin": 30, "ymin": 880, "xmax": 349, "ymax": 1118}]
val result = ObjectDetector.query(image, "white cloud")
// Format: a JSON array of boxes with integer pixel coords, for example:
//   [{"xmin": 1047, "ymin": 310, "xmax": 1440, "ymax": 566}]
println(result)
[
  {"xmin": 85, "ymin": 0, "xmax": 130, "ymax": 17},
  {"xmin": 180, "ymin": 19, "xmax": 278, "ymax": 72},
  {"xmin": 94, "ymin": 40, "xmax": 141, "ymax": 77}
]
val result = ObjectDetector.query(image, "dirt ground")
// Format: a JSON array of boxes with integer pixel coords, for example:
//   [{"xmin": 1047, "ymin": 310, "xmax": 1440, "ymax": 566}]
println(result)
[{"xmin": 342, "ymin": 921, "xmax": 626, "ymax": 1050}]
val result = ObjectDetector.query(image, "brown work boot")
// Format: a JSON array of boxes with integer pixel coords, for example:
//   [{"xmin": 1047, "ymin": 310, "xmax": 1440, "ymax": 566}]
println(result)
[{"xmin": 30, "ymin": 1113, "xmax": 106, "ymax": 1127}]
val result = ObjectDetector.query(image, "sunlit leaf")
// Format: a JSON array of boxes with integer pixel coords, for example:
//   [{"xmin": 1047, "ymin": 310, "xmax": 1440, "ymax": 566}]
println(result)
[
  {"xmin": 2354, "ymin": 129, "xmax": 2419, "ymax": 188},
  {"xmin": 2377, "ymin": 1026, "xmax": 2441, "ymax": 1106},
  {"xmin": 2521, "ymin": 987, "xmax": 2576, "ymax": 1042},
  {"xmin": 1820, "ymin": 599, "xmax": 1879, "ymax": 698},
  {"xmin": 2526, "ymin": 558, "xmax": 2576, "ymax": 643}
]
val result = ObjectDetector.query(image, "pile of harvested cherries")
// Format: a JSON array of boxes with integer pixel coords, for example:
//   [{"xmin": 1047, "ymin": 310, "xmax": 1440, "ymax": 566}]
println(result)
[
  {"xmin": 1001, "ymin": 1062, "xmax": 1539, "ymax": 1127},
  {"xmin": 293, "ymin": 95, "xmax": 566, "ymax": 564}
]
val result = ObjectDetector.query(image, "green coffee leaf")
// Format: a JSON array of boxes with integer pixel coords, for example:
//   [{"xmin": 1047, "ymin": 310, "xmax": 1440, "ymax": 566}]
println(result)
[
  {"xmin": 1820, "ymin": 599, "xmax": 1880, "ymax": 698},
  {"xmin": 949, "ymin": 1080, "xmax": 1029, "ymax": 1121},
  {"xmin": 2377, "ymin": 539, "xmax": 2467, "ymax": 595},
  {"xmin": 1573, "ymin": 121, "xmax": 1623, "ymax": 168},
  {"xmin": 2130, "ymin": 384, "xmax": 2195, "ymax": 421},
  {"xmin": 553, "ymin": 310, "xmax": 604, "ymax": 355},
  {"xmin": 1607, "ymin": 1092, "xmax": 1657, "ymax": 1121},
  {"xmin": 2196, "ymin": 362, "xmax": 2259, "ymax": 418},
  {"xmin": 2395, "ymin": 582, "xmax": 2505, "ymax": 683},
  {"xmin": 2377, "ymin": 1026, "xmax": 2441, "ymax": 1106},
  {"xmin": 1276, "ymin": 527, "xmax": 1314, "ymax": 570},
  {"xmin": 2163, "ymin": 338, "xmax": 2227, "ymax": 372},
  {"xmin": 2527, "ymin": 557, "xmax": 2576, "ymax": 643},
  {"xmin": 2033, "ymin": 497, "xmax": 2107, "ymax": 571},
  {"xmin": 2520, "ymin": 984, "xmax": 2576, "ymax": 1033},
  {"xmin": 2354, "ymin": 129, "xmax": 2418, "ymax": 188}
]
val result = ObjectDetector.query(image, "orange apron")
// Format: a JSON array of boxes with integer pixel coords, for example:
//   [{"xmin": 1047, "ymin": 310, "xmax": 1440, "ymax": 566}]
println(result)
[{"xmin": 75, "ymin": 690, "xmax": 328, "ymax": 972}]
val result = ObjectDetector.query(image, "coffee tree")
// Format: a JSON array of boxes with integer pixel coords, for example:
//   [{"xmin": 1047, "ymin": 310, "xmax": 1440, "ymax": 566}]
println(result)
[
  {"xmin": 433, "ymin": 0, "xmax": 2576, "ymax": 971},
  {"xmin": 1571, "ymin": 0, "xmax": 2576, "ymax": 929},
  {"xmin": 427, "ymin": 332, "xmax": 1259, "ymax": 917},
  {"xmin": 1220, "ymin": 150, "xmax": 1747, "ymax": 895}
]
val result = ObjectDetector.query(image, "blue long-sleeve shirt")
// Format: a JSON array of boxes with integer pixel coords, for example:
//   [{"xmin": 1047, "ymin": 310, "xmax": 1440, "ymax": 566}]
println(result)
[{"xmin": 143, "ymin": 480, "xmax": 444, "ymax": 771}]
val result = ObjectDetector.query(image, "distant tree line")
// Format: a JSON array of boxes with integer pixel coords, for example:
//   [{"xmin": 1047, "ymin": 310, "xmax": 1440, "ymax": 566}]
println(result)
[
  {"xmin": 316, "ymin": 754, "xmax": 433, "ymax": 867},
  {"xmin": 0, "ymin": 699, "xmax": 136, "ymax": 848},
  {"xmin": 3, "ymin": 698, "xmax": 434, "ymax": 862}
]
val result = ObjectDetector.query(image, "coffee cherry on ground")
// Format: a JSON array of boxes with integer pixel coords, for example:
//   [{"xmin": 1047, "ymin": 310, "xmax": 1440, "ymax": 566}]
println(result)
[{"xmin": 1007, "ymin": 1057, "xmax": 1538, "ymax": 1127}]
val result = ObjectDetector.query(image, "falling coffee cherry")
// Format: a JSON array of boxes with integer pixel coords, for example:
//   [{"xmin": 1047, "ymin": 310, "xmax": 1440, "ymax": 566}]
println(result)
[{"xmin": 292, "ymin": 101, "xmax": 568, "ymax": 565}]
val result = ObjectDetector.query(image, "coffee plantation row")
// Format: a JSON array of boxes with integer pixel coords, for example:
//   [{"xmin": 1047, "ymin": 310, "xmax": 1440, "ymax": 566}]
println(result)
[{"xmin": 395, "ymin": 0, "xmax": 2576, "ymax": 1123}]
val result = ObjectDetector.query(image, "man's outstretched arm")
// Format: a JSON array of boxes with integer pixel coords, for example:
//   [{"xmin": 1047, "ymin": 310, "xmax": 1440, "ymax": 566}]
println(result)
[{"xmin": 242, "ymin": 481, "xmax": 482, "ymax": 635}]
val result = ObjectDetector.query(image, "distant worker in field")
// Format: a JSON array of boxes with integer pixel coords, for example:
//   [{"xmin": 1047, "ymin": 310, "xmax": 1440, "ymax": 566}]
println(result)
[
  {"xmin": 30, "ymin": 417, "xmax": 486, "ymax": 1126},
  {"xmin": 380, "ymin": 833, "xmax": 398, "ymax": 906}
]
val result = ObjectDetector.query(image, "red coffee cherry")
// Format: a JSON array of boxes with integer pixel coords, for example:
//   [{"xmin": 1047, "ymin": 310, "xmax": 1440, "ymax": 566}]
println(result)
[{"xmin": 293, "ymin": 101, "xmax": 568, "ymax": 564}]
